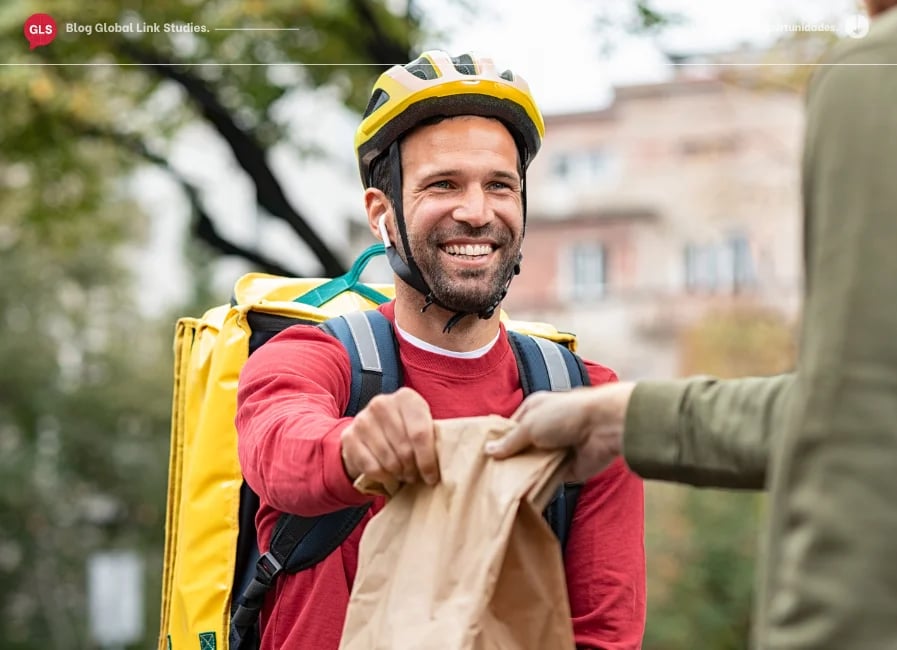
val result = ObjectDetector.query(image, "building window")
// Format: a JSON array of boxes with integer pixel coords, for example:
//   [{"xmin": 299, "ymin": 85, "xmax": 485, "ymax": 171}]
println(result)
[
  {"xmin": 550, "ymin": 148, "xmax": 617, "ymax": 184},
  {"xmin": 729, "ymin": 233, "xmax": 756, "ymax": 291},
  {"xmin": 570, "ymin": 243, "xmax": 608, "ymax": 300},
  {"xmin": 684, "ymin": 243, "xmax": 717, "ymax": 292},
  {"xmin": 551, "ymin": 154, "xmax": 570, "ymax": 179},
  {"xmin": 684, "ymin": 233, "xmax": 756, "ymax": 294}
]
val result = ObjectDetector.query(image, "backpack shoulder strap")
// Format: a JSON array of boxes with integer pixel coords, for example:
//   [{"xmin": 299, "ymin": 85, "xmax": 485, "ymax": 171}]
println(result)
[
  {"xmin": 272, "ymin": 309, "xmax": 402, "ymax": 566},
  {"xmin": 506, "ymin": 329, "xmax": 589, "ymax": 393},
  {"xmin": 230, "ymin": 310, "xmax": 401, "ymax": 649},
  {"xmin": 506, "ymin": 330, "xmax": 591, "ymax": 553},
  {"xmin": 320, "ymin": 309, "xmax": 402, "ymax": 412}
]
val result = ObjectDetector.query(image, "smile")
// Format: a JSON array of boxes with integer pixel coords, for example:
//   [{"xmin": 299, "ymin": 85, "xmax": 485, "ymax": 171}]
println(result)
[{"xmin": 441, "ymin": 243, "xmax": 494, "ymax": 257}]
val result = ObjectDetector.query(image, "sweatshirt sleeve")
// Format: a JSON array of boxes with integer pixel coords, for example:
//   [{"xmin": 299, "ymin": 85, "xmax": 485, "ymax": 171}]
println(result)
[
  {"xmin": 568, "ymin": 363, "xmax": 646, "ymax": 650},
  {"xmin": 623, "ymin": 374, "xmax": 793, "ymax": 489},
  {"xmin": 235, "ymin": 324, "xmax": 373, "ymax": 516}
]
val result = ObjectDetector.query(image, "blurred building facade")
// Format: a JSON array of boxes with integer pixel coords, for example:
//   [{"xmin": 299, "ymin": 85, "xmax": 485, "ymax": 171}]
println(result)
[{"xmin": 503, "ymin": 71, "xmax": 805, "ymax": 379}]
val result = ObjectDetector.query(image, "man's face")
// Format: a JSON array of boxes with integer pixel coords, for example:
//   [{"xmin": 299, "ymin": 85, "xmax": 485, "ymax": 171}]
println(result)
[{"xmin": 398, "ymin": 115, "xmax": 524, "ymax": 314}]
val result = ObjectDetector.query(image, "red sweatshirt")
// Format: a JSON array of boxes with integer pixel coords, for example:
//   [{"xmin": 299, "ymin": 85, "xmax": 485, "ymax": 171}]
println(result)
[{"xmin": 236, "ymin": 302, "xmax": 646, "ymax": 649}]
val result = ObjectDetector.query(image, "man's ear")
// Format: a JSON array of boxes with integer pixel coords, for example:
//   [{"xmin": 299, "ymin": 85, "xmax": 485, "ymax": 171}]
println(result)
[{"xmin": 364, "ymin": 188, "xmax": 393, "ymax": 244}]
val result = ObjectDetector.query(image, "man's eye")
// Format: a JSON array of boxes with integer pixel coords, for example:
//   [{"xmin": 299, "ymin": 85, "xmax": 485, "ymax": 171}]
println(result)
[{"xmin": 429, "ymin": 180, "xmax": 452, "ymax": 189}]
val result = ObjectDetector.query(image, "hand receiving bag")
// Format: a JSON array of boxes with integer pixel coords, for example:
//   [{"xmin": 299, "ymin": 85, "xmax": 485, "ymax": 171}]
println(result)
[{"xmin": 340, "ymin": 415, "xmax": 575, "ymax": 650}]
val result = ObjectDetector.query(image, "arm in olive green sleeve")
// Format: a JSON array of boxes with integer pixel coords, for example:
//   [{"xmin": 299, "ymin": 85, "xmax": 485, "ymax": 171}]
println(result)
[{"xmin": 621, "ymin": 374, "xmax": 793, "ymax": 489}]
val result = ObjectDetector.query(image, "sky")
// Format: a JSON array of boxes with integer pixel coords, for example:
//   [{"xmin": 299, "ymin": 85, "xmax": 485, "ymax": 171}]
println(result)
[{"xmin": 419, "ymin": 0, "xmax": 862, "ymax": 112}]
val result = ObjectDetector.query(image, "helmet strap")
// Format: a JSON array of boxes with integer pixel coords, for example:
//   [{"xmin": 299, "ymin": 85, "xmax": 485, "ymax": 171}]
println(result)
[{"xmin": 385, "ymin": 141, "xmax": 432, "ymax": 297}]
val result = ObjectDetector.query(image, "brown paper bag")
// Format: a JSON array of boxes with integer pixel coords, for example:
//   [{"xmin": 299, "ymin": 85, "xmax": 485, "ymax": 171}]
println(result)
[{"xmin": 339, "ymin": 415, "xmax": 575, "ymax": 650}]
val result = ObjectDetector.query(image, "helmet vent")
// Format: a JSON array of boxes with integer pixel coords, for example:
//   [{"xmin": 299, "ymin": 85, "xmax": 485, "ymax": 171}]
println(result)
[
  {"xmin": 451, "ymin": 54, "xmax": 477, "ymax": 75},
  {"xmin": 499, "ymin": 69, "xmax": 515, "ymax": 82},
  {"xmin": 405, "ymin": 57, "xmax": 439, "ymax": 80},
  {"xmin": 362, "ymin": 88, "xmax": 390, "ymax": 118}
]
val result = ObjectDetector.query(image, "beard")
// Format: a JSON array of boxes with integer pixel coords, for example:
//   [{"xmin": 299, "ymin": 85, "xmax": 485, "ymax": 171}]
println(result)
[{"xmin": 402, "ymin": 221, "xmax": 523, "ymax": 314}]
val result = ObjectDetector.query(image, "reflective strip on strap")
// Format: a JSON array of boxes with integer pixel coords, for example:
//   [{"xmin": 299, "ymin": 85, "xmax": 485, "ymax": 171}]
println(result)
[
  {"xmin": 532, "ymin": 336, "xmax": 572, "ymax": 391},
  {"xmin": 342, "ymin": 310, "xmax": 382, "ymax": 373}
]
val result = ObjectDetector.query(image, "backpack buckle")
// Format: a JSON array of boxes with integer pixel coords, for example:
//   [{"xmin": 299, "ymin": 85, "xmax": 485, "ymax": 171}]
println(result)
[{"xmin": 255, "ymin": 552, "xmax": 283, "ymax": 586}]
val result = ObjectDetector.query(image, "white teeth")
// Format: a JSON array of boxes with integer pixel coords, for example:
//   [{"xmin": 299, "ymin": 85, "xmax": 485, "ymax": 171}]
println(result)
[{"xmin": 444, "ymin": 244, "xmax": 492, "ymax": 256}]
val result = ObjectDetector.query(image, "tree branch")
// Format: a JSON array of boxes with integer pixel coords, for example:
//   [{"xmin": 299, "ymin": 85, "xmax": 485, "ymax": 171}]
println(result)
[
  {"xmin": 71, "ymin": 120, "xmax": 301, "ymax": 277},
  {"xmin": 347, "ymin": 0, "xmax": 414, "ymax": 64},
  {"xmin": 115, "ymin": 41, "xmax": 347, "ymax": 276}
]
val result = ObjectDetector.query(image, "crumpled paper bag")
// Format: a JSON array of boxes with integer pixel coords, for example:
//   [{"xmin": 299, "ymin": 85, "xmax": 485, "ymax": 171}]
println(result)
[{"xmin": 339, "ymin": 415, "xmax": 575, "ymax": 650}]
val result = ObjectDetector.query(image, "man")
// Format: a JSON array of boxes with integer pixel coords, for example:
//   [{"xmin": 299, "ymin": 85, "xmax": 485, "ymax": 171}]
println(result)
[
  {"xmin": 487, "ymin": 4, "xmax": 897, "ymax": 649},
  {"xmin": 236, "ymin": 51, "xmax": 646, "ymax": 650}
]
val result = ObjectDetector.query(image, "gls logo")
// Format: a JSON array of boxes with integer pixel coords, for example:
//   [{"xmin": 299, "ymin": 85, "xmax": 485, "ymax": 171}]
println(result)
[{"xmin": 24, "ymin": 13, "xmax": 57, "ymax": 49}]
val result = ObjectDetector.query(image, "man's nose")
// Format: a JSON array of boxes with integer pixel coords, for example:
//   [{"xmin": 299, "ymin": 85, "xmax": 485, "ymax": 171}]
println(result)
[{"xmin": 451, "ymin": 185, "xmax": 492, "ymax": 228}]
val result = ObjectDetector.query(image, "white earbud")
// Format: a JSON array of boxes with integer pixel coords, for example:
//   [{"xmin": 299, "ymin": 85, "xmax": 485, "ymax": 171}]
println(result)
[{"xmin": 377, "ymin": 213, "xmax": 392, "ymax": 249}]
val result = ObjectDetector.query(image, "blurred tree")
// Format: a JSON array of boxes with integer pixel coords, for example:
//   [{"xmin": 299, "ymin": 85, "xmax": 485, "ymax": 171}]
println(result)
[
  {"xmin": 679, "ymin": 305, "xmax": 797, "ymax": 379},
  {"xmin": 643, "ymin": 306, "xmax": 796, "ymax": 650},
  {"xmin": 1, "ymin": 0, "xmax": 423, "ymax": 277},
  {"xmin": 0, "ymin": 4, "xmax": 419, "ymax": 642},
  {"xmin": 0, "ymin": 75, "xmax": 175, "ymax": 646},
  {"xmin": 712, "ymin": 29, "xmax": 840, "ymax": 94}
]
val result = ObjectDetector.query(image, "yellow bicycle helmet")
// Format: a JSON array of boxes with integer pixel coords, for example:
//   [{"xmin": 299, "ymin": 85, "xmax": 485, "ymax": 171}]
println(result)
[
  {"xmin": 355, "ymin": 50, "xmax": 545, "ymax": 187},
  {"xmin": 354, "ymin": 50, "xmax": 544, "ymax": 332}
]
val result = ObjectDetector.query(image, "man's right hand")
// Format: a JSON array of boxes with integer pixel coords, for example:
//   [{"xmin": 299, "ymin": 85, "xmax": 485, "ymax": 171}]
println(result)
[{"xmin": 340, "ymin": 387, "xmax": 440, "ymax": 487}]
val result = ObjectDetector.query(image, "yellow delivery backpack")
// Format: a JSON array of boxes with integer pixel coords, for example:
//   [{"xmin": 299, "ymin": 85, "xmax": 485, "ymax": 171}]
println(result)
[{"xmin": 158, "ymin": 244, "xmax": 588, "ymax": 650}]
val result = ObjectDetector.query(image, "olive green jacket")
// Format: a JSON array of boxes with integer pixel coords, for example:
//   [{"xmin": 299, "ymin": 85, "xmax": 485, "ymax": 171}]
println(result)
[{"xmin": 623, "ymin": 10, "xmax": 897, "ymax": 650}]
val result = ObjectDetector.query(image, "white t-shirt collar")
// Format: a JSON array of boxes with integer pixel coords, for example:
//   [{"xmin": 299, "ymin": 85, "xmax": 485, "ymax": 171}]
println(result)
[{"xmin": 393, "ymin": 319, "xmax": 500, "ymax": 359}]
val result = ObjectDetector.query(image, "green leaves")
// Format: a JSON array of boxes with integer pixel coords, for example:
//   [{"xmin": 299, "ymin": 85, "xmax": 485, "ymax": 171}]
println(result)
[{"xmin": 0, "ymin": 2, "xmax": 422, "ymax": 644}]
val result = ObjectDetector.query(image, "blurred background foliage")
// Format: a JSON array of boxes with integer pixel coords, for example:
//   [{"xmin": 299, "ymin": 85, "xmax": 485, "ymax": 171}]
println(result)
[
  {"xmin": 1, "ymin": 0, "xmax": 802, "ymax": 646},
  {"xmin": 643, "ymin": 307, "xmax": 796, "ymax": 649},
  {"xmin": 2, "ymin": 0, "xmax": 423, "ymax": 645}
]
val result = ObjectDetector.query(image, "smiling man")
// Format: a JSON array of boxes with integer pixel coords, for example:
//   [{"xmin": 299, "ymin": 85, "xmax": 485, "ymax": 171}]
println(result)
[{"xmin": 235, "ymin": 51, "xmax": 646, "ymax": 649}]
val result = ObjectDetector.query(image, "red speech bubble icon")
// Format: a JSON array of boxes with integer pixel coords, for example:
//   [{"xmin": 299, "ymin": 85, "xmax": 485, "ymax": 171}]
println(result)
[{"xmin": 24, "ymin": 13, "xmax": 57, "ymax": 50}]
